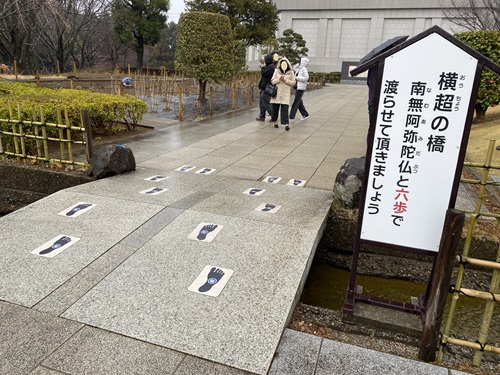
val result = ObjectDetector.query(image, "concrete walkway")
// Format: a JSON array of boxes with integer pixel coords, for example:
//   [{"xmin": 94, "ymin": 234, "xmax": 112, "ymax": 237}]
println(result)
[{"xmin": 1, "ymin": 85, "xmax": 470, "ymax": 374}]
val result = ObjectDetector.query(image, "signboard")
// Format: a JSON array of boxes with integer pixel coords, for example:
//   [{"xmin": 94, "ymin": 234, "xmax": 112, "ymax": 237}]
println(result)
[{"xmin": 360, "ymin": 33, "xmax": 477, "ymax": 252}]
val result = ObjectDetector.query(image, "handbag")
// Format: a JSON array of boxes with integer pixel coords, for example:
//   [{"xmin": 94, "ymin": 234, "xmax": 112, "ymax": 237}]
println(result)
[{"xmin": 264, "ymin": 83, "xmax": 277, "ymax": 98}]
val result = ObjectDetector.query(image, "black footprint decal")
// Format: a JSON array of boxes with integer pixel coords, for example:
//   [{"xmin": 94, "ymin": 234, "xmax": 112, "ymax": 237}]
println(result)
[
  {"xmin": 198, "ymin": 267, "xmax": 225, "ymax": 293},
  {"xmin": 39, "ymin": 236, "xmax": 71, "ymax": 255},
  {"xmin": 249, "ymin": 188, "xmax": 262, "ymax": 195},
  {"xmin": 145, "ymin": 187, "xmax": 163, "ymax": 194},
  {"xmin": 262, "ymin": 204, "xmax": 276, "ymax": 212},
  {"xmin": 197, "ymin": 224, "xmax": 218, "ymax": 240},
  {"xmin": 180, "ymin": 166, "xmax": 192, "ymax": 171},
  {"xmin": 292, "ymin": 179, "xmax": 302, "ymax": 186},
  {"xmin": 267, "ymin": 177, "xmax": 278, "ymax": 183},
  {"xmin": 66, "ymin": 203, "xmax": 92, "ymax": 216},
  {"xmin": 200, "ymin": 168, "xmax": 211, "ymax": 174},
  {"xmin": 150, "ymin": 175, "xmax": 166, "ymax": 181}
]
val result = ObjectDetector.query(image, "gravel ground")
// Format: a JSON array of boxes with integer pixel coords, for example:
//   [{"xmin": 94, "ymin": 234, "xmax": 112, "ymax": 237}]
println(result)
[{"xmin": 290, "ymin": 303, "xmax": 499, "ymax": 375}]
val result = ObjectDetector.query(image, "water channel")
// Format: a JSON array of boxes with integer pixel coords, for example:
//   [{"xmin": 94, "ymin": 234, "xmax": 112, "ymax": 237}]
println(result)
[{"xmin": 300, "ymin": 261, "xmax": 500, "ymax": 343}]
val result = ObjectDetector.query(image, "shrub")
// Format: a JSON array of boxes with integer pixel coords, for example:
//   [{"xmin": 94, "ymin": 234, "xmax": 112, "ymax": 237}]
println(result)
[
  {"xmin": 0, "ymin": 82, "xmax": 148, "ymax": 133},
  {"xmin": 454, "ymin": 30, "xmax": 500, "ymax": 122}
]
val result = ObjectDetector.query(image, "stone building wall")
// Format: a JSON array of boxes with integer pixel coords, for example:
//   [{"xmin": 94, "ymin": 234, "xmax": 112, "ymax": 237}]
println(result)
[{"xmin": 247, "ymin": 0, "xmax": 466, "ymax": 72}]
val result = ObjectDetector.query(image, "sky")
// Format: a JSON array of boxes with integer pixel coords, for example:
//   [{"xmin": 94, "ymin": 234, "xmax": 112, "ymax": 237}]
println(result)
[{"xmin": 167, "ymin": 0, "xmax": 186, "ymax": 23}]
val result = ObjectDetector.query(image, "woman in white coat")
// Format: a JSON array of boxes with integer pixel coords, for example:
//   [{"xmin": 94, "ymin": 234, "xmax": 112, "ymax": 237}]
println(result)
[
  {"xmin": 289, "ymin": 56, "xmax": 310, "ymax": 121},
  {"xmin": 270, "ymin": 57, "xmax": 296, "ymax": 131}
]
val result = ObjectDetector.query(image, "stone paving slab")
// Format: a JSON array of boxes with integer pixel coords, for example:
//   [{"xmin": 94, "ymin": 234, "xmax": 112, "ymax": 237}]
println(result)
[
  {"xmin": 40, "ymin": 326, "xmax": 186, "ymax": 374},
  {"xmin": 268, "ymin": 329, "xmax": 322, "ymax": 375},
  {"xmin": 315, "ymin": 337, "xmax": 469, "ymax": 375},
  {"xmin": 67, "ymin": 167, "xmax": 230, "ymax": 206},
  {"xmin": 190, "ymin": 179, "xmax": 333, "ymax": 230},
  {"xmin": 0, "ymin": 191, "xmax": 162, "ymax": 307},
  {"xmin": 0, "ymin": 301, "xmax": 82, "ymax": 375},
  {"xmin": 62, "ymin": 210, "xmax": 322, "ymax": 375}
]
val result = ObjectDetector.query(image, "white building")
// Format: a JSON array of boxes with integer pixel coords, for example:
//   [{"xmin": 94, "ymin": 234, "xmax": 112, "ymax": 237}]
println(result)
[{"xmin": 246, "ymin": 0, "xmax": 467, "ymax": 73}]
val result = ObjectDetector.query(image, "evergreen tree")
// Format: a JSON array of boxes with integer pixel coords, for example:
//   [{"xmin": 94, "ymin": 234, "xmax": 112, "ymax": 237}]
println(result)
[
  {"xmin": 175, "ymin": 11, "xmax": 234, "ymax": 100},
  {"xmin": 112, "ymin": 0, "xmax": 170, "ymax": 70},
  {"xmin": 185, "ymin": 0, "xmax": 279, "ymax": 47},
  {"xmin": 277, "ymin": 29, "xmax": 308, "ymax": 65},
  {"xmin": 149, "ymin": 21, "xmax": 177, "ymax": 69}
]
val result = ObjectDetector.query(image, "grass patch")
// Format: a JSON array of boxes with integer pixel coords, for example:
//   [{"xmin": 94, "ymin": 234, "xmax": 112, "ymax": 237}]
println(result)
[{"xmin": 467, "ymin": 105, "xmax": 500, "ymax": 177}]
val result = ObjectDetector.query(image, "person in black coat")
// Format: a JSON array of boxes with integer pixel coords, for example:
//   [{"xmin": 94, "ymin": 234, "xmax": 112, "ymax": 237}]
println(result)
[{"xmin": 256, "ymin": 54, "xmax": 275, "ymax": 121}]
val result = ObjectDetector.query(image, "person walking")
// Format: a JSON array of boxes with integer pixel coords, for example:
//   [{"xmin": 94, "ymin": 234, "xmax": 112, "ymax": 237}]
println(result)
[
  {"xmin": 289, "ymin": 56, "xmax": 310, "ymax": 122},
  {"xmin": 270, "ymin": 57, "xmax": 296, "ymax": 131},
  {"xmin": 256, "ymin": 54, "xmax": 275, "ymax": 121}
]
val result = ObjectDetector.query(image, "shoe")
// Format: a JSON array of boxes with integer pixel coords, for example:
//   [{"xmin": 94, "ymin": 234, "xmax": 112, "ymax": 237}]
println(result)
[
  {"xmin": 274, "ymin": 124, "xmax": 279, "ymax": 128},
  {"xmin": 289, "ymin": 118, "xmax": 295, "ymax": 122},
  {"xmin": 300, "ymin": 115, "xmax": 310, "ymax": 121},
  {"xmin": 256, "ymin": 117, "xmax": 265, "ymax": 121},
  {"xmin": 285, "ymin": 126, "xmax": 290, "ymax": 131}
]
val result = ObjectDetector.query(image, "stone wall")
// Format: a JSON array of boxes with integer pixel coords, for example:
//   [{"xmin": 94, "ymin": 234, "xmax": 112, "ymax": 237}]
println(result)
[{"xmin": 0, "ymin": 161, "xmax": 93, "ymax": 215}]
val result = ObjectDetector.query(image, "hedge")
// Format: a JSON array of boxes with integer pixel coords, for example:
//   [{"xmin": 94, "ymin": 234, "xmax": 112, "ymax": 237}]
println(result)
[{"xmin": 0, "ymin": 82, "xmax": 148, "ymax": 134}]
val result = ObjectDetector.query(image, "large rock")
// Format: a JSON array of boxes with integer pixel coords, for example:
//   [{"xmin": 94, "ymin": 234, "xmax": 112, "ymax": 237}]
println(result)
[
  {"xmin": 333, "ymin": 157, "xmax": 365, "ymax": 209},
  {"xmin": 90, "ymin": 144, "xmax": 136, "ymax": 179}
]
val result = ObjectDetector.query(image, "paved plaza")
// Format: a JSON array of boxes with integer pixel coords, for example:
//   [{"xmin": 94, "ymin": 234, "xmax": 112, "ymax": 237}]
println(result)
[{"xmin": 0, "ymin": 85, "xmax": 470, "ymax": 374}]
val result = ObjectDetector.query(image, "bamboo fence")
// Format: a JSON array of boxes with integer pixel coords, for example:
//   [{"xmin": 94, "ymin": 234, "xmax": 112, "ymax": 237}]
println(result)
[{"xmin": 437, "ymin": 140, "xmax": 500, "ymax": 367}]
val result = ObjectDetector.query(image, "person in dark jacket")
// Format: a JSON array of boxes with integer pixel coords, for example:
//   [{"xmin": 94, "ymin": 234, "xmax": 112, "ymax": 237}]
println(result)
[{"xmin": 256, "ymin": 54, "xmax": 275, "ymax": 121}]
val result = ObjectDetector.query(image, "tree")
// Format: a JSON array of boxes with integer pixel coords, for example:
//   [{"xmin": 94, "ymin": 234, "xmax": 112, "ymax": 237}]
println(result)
[
  {"xmin": 0, "ymin": 0, "xmax": 42, "ymax": 73},
  {"xmin": 185, "ymin": 0, "xmax": 279, "ymax": 47},
  {"xmin": 277, "ymin": 29, "xmax": 308, "ymax": 65},
  {"xmin": 454, "ymin": 30, "xmax": 500, "ymax": 122},
  {"xmin": 37, "ymin": 0, "xmax": 110, "ymax": 71},
  {"xmin": 175, "ymin": 11, "xmax": 234, "ymax": 101},
  {"xmin": 443, "ymin": 0, "xmax": 500, "ymax": 31},
  {"xmin": 111, "ymin": 0, "xmax": 169, "ymax": 70},
  {"xmin": 148, "ymin": 21, "xmax": 177, "ymax": 69}
]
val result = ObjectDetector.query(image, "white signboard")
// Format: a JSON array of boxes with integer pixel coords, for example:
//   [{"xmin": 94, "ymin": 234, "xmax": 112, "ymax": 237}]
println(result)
[{"xmin": 360, "ymin": 34, "xmax": 477, "ymax": 252}]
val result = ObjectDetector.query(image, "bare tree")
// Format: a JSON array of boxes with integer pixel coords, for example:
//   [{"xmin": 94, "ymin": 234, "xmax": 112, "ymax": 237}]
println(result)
[
  {"xmin": 36, "ymin": 0, "xmax": 110, "ymax": 72},
  {"xmin": 0, "ymin": 0, "xmax": 43, "ymax": 72},
  {"xmin": 443, "ymin": 0, "xmax": 500, "ymax": 31}
]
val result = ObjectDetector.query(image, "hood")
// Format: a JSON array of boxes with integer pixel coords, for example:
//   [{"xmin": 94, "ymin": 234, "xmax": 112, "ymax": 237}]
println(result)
[
  {"xmin": 264, "ymin": 54, "xmax": 274, "ymax": 66},
  {"xmin": 277, "ymin": 57, "xmax": 292, "ymax": 74},
  {"xmin": 300, "ymin": 57, "xmax": 309, "ymax": 68}
]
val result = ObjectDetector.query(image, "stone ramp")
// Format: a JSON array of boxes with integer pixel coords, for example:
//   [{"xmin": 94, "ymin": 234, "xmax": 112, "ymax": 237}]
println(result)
[{"xmin": 0, "ymin": 167, "xmax": 332, "ymax": 374}]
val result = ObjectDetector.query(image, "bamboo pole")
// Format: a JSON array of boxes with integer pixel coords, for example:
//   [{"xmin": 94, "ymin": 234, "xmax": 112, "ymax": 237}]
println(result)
[
  {"xmin": 459, "ymin": 288, "xmax": 500, "ymax": 301},
  {"xmin": 232, "ymin": 81, "xmax": 236, "ymax": 110},
  {"xmin": 57, "ymin": 107, "xmax": 65, "ymax": 160},
  {"xmin": 459, "ymin": 256, "xmax": 500, "ymax": 270},
  {"xmin": 128, "ymin": 64, "xmax": 131, "ymax": 76},
  {"xmin": 14, "ymin": 60, "xmax": 18, "ymax": 80},
  {"xmin": 8, "ymin": 103, "xmax": 20, "ymax": 156},
  {"xmin": 40, "ymin": 107, "xmax": 49, "ymax": 160},
  {"xmin": 64, "ymin": 109, "xmax": 73, "ymax": 163},
  {"xmin": 210, "ymin": 86, "xmax": 213, "ymax": 117},
  {"xmin": 32, "ymin": 105, "xmax": 42, "ymax": 158},
  {"xmin": 17, "ymin": 103, "xmax": 26, "ymax": 157},
  {"xmin": 73, "ymin": 62, "xmax": 77, "ymax": 75},
  {"xmin": 446, "ymin": 337, "xmax": 500, "ymax": 355},
  {"xmin": 473, "ymin": 241, "xmax": 500, "ymax": 366},
  {"xmin": 57, "ymin": 61, "xmax": 61, "ymax": 76},
  {"xmin": 178, "ymin": 86, "xmax": 183, "ymax": 121}
]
